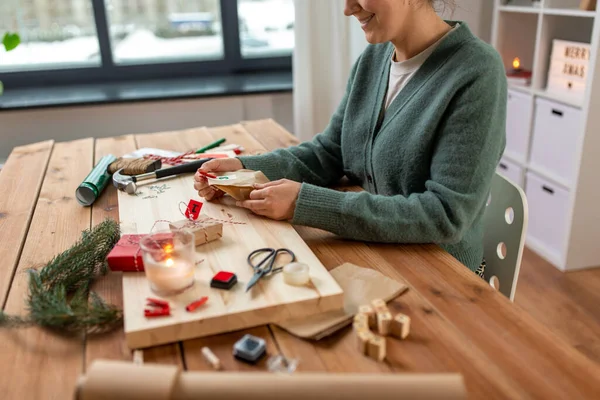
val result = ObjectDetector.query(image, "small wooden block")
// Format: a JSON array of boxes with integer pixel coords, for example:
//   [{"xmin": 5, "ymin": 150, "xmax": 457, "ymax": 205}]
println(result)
[
  {"xmin": 367, "ymin": 334, "xmax": 386, "ymax": 362},
  {"xmin": 358, "ymin": 305, "xmax": 377, "ymax": 329},
  {"xmin": 353, "ymin": 317, "xmax": 369, "ymax": 333},
  {"xmin": 377, "ymin": 311, "xmax": 393, "ymax": 336},
  {"xmin": 371, "ymin": 298, "xmax": 389, "ymax": 313},
  {"xmin": 355, "ymin": 330, "xmax": 374, "ymax": 355},
  {"xmin": 354, "ymin": 313, "xmax": 369, "ymax": 325},
  {"xmin": 391, "ymin": 313, "xmax": 411, "ymax": 340},
  {"xmin": 169, "ymin": 216, "xmax": 223, "ymax": 247}
]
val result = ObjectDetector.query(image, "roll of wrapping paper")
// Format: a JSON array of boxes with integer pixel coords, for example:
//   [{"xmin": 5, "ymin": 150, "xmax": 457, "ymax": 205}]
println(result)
[
  {"xmin": 76, "ymin": 154, "xmax": 117, "ymax": 206},
  {"xmin": 76, "ymin": 360, "xmax": 467, "ymax": 400}
]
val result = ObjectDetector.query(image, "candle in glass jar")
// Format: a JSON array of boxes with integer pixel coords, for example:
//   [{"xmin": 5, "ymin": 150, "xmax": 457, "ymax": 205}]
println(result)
[
  {"xmin": 144, "ymin": 257, "xmax": 195, "ymax": 295},
  {"xmin": 140, "ymin": 229, "xmax": 196, "ymax": 296}
]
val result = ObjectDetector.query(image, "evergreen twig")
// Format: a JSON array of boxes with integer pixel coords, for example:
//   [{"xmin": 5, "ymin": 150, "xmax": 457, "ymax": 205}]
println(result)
[{"xmin": 0, "ymin": 219, "xmax": 123, "ymax": 335}]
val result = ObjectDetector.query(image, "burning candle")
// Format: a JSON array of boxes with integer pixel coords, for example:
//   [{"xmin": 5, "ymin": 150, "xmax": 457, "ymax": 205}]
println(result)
[
  {"xmin": 512, "ymin": 57, "xmax": 522, "ymax": 73},
  {"xmin": 140, "ymin": 229, "xmax": 196, "ymax": 296}
]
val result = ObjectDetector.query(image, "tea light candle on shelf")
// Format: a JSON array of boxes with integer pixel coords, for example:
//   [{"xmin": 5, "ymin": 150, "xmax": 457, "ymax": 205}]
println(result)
[
  {"xmin": 140, "ymin": 229, "xmax": 196, "ymax": 296},
  {"xmin": 512, "ymin": 57, "xmax": 522, "ymax": 73}
]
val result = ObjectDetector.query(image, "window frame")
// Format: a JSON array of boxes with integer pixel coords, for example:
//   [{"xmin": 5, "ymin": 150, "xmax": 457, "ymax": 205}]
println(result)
[{"xmin": 0, "ymin": 0, "xmax": 293, "ymax": 89}]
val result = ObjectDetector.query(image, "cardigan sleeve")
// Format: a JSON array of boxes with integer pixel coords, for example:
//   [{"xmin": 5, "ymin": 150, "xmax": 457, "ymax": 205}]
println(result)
[
  {"xmin": 237, "ymin": 56, "xmax": 362, "ymax": 187},
  {"xmin": 291, "ymin": 61, "xmax": 507, "ymax": 245}
]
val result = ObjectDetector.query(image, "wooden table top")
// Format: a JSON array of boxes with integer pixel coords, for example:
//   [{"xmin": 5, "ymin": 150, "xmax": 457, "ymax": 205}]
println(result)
[{"xmin": 1, "ymin": 119, "xmax": 599, "ymax": 399}]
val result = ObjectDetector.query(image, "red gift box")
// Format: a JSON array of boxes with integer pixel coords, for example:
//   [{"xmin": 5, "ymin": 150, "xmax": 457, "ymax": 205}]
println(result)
[{"xmin": 106, "ymin": 234, "xmax": 145, "ymax": 272}]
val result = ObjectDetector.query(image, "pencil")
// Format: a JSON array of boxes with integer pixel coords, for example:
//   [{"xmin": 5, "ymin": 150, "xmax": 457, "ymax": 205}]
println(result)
[{"xmin": 195, "ymin": 138, "xmax": 226, "ymax": 154}]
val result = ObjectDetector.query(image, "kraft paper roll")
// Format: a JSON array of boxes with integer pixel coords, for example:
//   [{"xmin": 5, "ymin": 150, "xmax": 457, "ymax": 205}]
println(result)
[{"xmin": 77, "ymin": 360, "xmax": 466, "ymax": 400}]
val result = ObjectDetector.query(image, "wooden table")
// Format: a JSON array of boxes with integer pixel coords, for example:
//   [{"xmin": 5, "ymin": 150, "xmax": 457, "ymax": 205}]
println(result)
[{"xmin": 1, "ymin": 119, "xmax": 599, "ymax": 399}]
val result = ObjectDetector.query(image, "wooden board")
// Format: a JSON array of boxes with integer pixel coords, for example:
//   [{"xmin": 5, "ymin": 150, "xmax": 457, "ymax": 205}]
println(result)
[
  {"xmin": 0, "ymin": 140, "xmax": 53, "ymax": 306},
  {"xmin": 0, "ymin": 139, "xmax": 93, "ymax": 399},
  {"xmin": 118, "ymin": 135, "xmax": 344, "ymax": 349},
  {"xmin": 86, "ymin": 135, "xmax": 138, "ymax": 368}
]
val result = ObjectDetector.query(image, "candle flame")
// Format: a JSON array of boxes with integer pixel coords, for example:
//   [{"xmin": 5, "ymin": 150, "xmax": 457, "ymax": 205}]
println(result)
[
  {"xmin": 164, "ymin": 243, "xmax": 173, "ymax": 253},
  {"xmin": 513, "ymin": 57, "xmax": 521, "ymax": 69},
  {"xmin": 166, "ymin": 258, "xmax": 174, "ymax": 267}
]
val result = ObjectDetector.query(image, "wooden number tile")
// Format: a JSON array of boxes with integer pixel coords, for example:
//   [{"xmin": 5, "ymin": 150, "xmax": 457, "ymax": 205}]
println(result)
[
  {"xmin": 377, "ymin": 311, "xmax": 393, "ymax": 336},
  {"xmin": 355, "ymin": 330, "xmax": 375, "ymax": 355},
  {"xmin": 371, "ymin": 298, "xmax": 389, "ymax": 313},
  {"xmin": 358, "ymin": 305, "xmax": 377, "ymax": 329},
  {"xmin": 391, "ymin": 313, "xmax": 411, "ymax": 340},
  {"xmin": 367, "ymin": 335, "xmax": 386, "ymax": 362},
  {"xmin": 353, "ymin": 313, "xmax": 370, "ymax": 333}
]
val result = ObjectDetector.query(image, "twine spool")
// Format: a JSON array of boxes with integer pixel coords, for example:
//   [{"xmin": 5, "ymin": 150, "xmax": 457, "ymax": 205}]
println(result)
[{"xmin": 107, "ymin": 158, "xmax": 161, "ymax": 175}]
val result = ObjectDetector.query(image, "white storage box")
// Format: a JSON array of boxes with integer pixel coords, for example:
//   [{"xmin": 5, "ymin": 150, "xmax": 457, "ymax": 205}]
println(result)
[
  {"xmin": 525, "ymin": 172, "xmax": 570, "ymax": 263},
  {"xmin": 497, "ymin": 158, "xmax": 524, "ymax": 187},
  {"xmin": 505, "ymin": 89, "xmax": 533, "ymax": 163},
  {"xmin": 529, "ymin": 98, "xmax": 582, "ymax": 187}
]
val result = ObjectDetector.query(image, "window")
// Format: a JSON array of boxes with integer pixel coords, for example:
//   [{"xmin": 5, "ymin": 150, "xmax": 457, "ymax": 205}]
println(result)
[
  {"xmin": 238, "ymin": 0, "xmax": 294, "ymax": 59},
  {"xmin": 106, "ymin": 0, "xmax": 224, "ymax": 65},
  {"xmin": 0, "ymin": 1, "xmax": 100, "ymax": 71},
  {"xmin": 0, "ymin": 0, "xmax": 294, "ymax": 89}
]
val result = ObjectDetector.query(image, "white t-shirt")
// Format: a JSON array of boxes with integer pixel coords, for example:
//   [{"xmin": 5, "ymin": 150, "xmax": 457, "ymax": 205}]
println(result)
[{"xmin": 384, "ymin": 24, "xmax": 459, "ymax": 111}]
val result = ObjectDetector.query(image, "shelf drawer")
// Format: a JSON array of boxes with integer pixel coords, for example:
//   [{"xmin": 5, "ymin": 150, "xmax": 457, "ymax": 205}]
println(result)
[
  {"xmin": 525, "ymin": 172, "xmax": 570, "ymax": 259},
  {"xmin": 529, "ymin": 98, "xmax": 582, "ymax": 186},
  {"xmin": 505, "ymin": 89, "xmax": 533, "ymax": 162},
  {"xmin": 497, "ymin": 158, "xmax": 524, "ymax": 187}
]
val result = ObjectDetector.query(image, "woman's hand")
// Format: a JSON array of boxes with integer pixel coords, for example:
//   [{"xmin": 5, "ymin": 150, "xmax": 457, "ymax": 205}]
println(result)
[
  {"xmin": 193, "ymin": 158, "xmax": 243, "ymax": 201},
  {"xmin": 237, "ymin": 179, "xmax": 301, "ymax": 221}
]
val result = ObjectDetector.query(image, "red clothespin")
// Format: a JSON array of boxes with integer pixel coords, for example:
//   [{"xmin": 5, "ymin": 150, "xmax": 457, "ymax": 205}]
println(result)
[
  {"xmin": 185, "ymin": 199, "xmax": 203, "ymax": 220},
  {"xmin": 146, "ymin": 297, "xmax": 170, "ymax": 309},
  {"xmin": 145, "ymin": 297, "xmax": 171, "ymax": 318},
  {"xmin": 186, "ymin": 296, "xmax": 209, "ymax": 312},
  {"xmin": 199, "ymin": 170, "xmax": 217, "ymax": 179},
  {"xmin": 144, "ymin": 308, "xmax": 171, "ymax": 318}
]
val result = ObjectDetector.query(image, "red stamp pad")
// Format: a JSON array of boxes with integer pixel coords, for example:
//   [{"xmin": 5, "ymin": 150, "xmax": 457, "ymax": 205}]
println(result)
[{"xmin": 210, "ymin": 271, "xmax": 237, "ymax": 290}]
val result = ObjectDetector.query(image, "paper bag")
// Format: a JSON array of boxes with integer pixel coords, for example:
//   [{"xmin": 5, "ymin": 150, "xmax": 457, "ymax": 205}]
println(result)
[
  {"xmin": 207, "ymin": 170, "xmax": 269, "ymax": 201},
  {"xmin": 275, "ymin": 263, "xmax": 408, "ymax": 340}
]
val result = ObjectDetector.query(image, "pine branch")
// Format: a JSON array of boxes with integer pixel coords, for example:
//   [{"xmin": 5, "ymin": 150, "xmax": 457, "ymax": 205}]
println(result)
[
  {"xmin": 39, "ymin": 218, "xmax": 120, "ymax": 292},
  {"xmin": 0, "ymin": 218, "xmax": 123, "ymax": 335}
]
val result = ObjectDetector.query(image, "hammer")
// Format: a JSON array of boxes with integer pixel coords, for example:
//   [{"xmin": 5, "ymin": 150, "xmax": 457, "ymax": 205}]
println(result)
[{"xmin": 113, "ymin": 158, "xmax": 212, "ymax": 194}]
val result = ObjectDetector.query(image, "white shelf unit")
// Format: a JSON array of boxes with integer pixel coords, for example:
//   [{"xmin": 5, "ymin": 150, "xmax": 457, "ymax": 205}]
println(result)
[{"xmin": 492, "ymin": 0, "xmax": 600, "ymax": 271}]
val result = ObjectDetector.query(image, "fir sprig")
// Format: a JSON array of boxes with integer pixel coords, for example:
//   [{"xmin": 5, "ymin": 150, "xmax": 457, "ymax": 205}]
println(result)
[{"xmin": 0, "ymin": 219, "xmax": 123, "ymax": 335}]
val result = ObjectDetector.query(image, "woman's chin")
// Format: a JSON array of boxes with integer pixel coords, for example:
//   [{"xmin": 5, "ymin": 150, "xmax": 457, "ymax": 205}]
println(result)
[{"xmin": 364, "ymin": 31, "xmax": 385, "ymax": 45}]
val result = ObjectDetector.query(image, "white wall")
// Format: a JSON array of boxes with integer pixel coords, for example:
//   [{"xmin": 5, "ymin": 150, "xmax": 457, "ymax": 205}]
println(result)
[
  {"xmin": 440, "ymin": 0, "xmax": 494, "ymax": 43},
  {"xmin": 0, "ymin": 93, "xmax": 293, "ymax": 160}
]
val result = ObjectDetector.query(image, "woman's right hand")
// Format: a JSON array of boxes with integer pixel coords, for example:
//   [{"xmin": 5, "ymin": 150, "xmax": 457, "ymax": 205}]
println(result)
[{"xmin": 193, "ymin": 158, "xmax": 243, "ymax": 201}]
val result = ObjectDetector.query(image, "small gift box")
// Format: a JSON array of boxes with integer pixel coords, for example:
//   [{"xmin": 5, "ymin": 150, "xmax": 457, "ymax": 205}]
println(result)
[
  {"xmin": 106, "ymin": 234, "xmax": 145, "ymax": 272},
  {"xmin": 169, "ymin": 215, "xmax": 223, "ymax": 247}
]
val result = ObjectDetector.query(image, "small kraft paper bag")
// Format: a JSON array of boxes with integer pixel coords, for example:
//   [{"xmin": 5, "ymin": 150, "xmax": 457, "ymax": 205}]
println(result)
[{"xmin": 207, "ymin": 170, "xmax": 269, "ymax": 201}]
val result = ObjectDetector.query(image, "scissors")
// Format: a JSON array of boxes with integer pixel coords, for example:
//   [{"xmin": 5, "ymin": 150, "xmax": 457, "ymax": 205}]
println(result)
[{"xmin": 246, "ymin": 248, "xmax": 296, "ymax": 292}]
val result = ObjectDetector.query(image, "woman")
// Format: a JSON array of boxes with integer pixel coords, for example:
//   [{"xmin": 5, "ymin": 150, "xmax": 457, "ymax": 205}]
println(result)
[{"xmin": 194, "ymin": 0, "xmax": 507, "ymax": 275}]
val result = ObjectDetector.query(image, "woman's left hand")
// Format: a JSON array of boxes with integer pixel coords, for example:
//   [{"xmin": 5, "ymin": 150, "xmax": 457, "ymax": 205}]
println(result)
[{"xmin": 237, "ymin": 179, "xmax": 301, "ymax": 221}]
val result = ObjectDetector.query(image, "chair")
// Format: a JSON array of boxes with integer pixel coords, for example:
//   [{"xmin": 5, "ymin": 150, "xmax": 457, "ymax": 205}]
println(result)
[{"xmin": 483, "ymin": 172, "xmax": 529, "ymax": 301}]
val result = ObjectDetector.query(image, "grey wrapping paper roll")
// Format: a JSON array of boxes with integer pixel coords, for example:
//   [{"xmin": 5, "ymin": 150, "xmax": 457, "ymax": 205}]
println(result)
[{"xmin": 78, "ymin": 360, "xmax": 467, "ymax": 400}]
